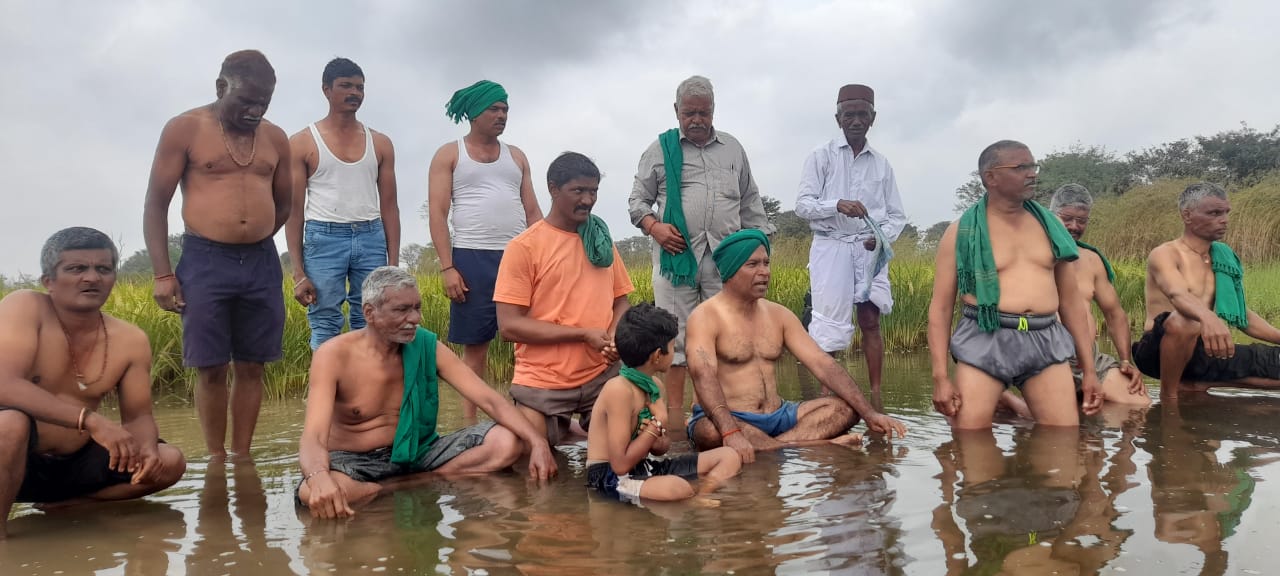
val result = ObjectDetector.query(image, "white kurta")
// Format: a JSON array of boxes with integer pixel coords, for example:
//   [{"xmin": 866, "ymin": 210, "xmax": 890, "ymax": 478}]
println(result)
[{"xmin": 795, "ymin": 136, "xmax": 906, "ymax": 352}]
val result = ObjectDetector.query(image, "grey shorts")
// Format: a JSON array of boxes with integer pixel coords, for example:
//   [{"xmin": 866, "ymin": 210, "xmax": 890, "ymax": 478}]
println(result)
[
  {"xmin": 1070, "ymin": 351, "xmax": 1120, "ymax": 391},
  {"xmin": 950, "ymin": 306, "xmax": 1075, "ymax": 390},
  {"xmin": 296, "ymin": 421, "xmax": 497, "ymax": 502},
  {"xmin": 510, "ymin": 363, "xmax": 619, "ymax": 445},
  {"xmin": 652, "ymin": 254, "xmax": 722, "ymax": 365}
]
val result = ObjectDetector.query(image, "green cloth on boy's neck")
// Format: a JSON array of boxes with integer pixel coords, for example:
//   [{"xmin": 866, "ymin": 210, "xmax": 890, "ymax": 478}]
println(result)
[
  {"xmin": 657, "ymin": 128, "xmax": 698, "ymax": 287},
  {"xmin": 1211, "ymin": 241, "xmax": 1248, "ymax": 329},
  {"xmin": 391, "ymin": 328, "xmax": 441, "ymax": 466},
  {"xmin": 620, "ymin": 366, "xmax": 661, "ymax": 439},
  {"xmin": 1075, "ymin": 240, "xmax": 1115, "ymax": 284},
  {"xmin": 577, "ymin": 214, "xmax": 615, "ymax": 267},
  {"xmin": 956, "ymin": 195, "xmax": 1079, "ymax": 333}
]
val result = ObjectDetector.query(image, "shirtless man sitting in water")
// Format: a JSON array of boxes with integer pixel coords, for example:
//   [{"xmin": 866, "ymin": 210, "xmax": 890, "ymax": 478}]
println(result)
[
  {"xmin": 1134, "ymin": 182, "xmax": 1280, "ymax": 400},
  {"xmin": 685, "ymin": 229, "xmax": 907, "ymax": 463},
  {"xmin": 298, "ymin": 267, "xmax": 555, "ymax": 520},
  {"xmin": 0, "ymin": 228, "xmax": 186, "ymax": 539}
]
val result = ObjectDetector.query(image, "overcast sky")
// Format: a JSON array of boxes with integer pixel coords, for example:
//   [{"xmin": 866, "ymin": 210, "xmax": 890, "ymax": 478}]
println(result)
[{"xmin": 3, "ymin": 0, "xmax": 1279, "ymax": 277}]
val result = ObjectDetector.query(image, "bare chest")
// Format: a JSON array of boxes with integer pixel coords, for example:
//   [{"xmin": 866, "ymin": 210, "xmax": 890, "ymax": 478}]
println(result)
[
  {"xmin": 333, "ymin": 363, "xmax": 405, "ymax": 424},
  {"xmin": 989, "ymin": 218, "xmax": 1055, "ymax": 273},
  {"xmin": 186, "ymin": 135, "xmax": 279, "ymax": 183},
  {"xmin": 31, "ymin": 328, "xmax": 125, "ymax": 401},
  {"xmin": 716, "ymin": 318, "xmax": 784, "ymax": 365}
]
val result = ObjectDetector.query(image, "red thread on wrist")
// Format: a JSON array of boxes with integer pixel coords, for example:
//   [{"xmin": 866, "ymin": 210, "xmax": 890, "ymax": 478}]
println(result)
[{"xmin": 721, "ymin": 428, "xmax": 743, "ymax": 439}]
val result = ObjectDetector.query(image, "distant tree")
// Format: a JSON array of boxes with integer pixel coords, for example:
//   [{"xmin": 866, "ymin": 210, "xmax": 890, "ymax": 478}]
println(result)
[
  {"xmin": 1196, "ymin": 123, "xmax": 1280, "ymax": 184},
  {"xmin": 400, "ymin": 243, "xmax": 434, "ymax": 273},
  {"xmin": 921, "ymin": 220, "xmax": 952, "ymax": 250},
  {"xmin": 773, "ymin": 210, "xmax": 811, "ymax": 239},
  {"xmin": 118, "ymin": 234, "xmax": 183, "ymax": 278},
  {"xmin": 954, "ymin": 172, "xmax": 985, "ymax": 213},
  {"xmin": 1127, "ymin": 138, "xmax": 1213, "ymax": 183},
  {"xmin": 1036, "ymin": 144, "xmax": 1136, "ymax": 201},
  {"xmin": 615, "ymin": 235, "xmax": 652, "ymax": 269},
  {"xmin": 762, "ymin": 195, "xmax": 782, "ymax": 227}
]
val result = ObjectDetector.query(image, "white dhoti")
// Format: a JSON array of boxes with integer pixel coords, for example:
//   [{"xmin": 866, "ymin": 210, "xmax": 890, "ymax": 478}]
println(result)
[{"xmin": 808, "ymin": 235, "xmax": 893, "ymax": 353}]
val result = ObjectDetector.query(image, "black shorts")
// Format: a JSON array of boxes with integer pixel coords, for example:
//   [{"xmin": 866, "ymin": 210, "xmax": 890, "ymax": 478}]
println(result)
[
  {"xmin": 585, "ymin": 454, "xmax": 700, "ymax": 504},
  {"xmin": 447, "ymin": 248, "xmax": 503, "ymax": 345},
  {"xmin": 5, "ymin": 409, "xmax": 135, "ymax": 503},
  {"xmin": 1132, "ymin": 312, "xmax": 1280, "ymax": 382},
  {"xmin": 176, "ymin": 233, "xmax": 286, "ymax": 368}
]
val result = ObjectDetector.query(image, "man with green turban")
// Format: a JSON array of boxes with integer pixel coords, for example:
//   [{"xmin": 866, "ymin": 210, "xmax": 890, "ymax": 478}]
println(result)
[
  {"xmin": 628, "ymin": 75, "xmax": 774, "ymax": 428},
  {"xmin": 927, "ymin": 140, "xmax": 1102, "ymax": 431},
  {"xmin": 683, "ymin": 229, "xmax": 907, "ymax": 463},
  {"xmin": 429, "ymin": 80, "xmax": 543, "ymax": 421},
  {"xmin": 1135, "ymin": 182, "xmax": 1280, "ymax": 399}
]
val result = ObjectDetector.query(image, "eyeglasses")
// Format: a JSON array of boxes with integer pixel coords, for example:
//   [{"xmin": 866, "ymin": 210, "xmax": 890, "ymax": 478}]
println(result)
[{"xmin": 990, "ymin": 163, "xmax": 1041, "ymax": 174}]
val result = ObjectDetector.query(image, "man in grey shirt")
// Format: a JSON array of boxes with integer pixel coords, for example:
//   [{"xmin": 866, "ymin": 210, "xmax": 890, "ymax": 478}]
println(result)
[{"xmin": 629, "ymin": 75, "xmax": 773, "ymax": 428}]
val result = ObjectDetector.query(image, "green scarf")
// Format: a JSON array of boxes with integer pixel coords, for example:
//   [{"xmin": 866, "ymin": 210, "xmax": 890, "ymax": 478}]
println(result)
[
  {"xmin": 658, "ymin": 129, "xmax": 698, "ymax": 287},
  {"xmin": 444, "ymin": 80, "xmax": 507, "ymax": 124},
  {"xmin": 391, "ymin": 327, "xmax": 441, "ymax": 466},
  {"xmin": 712, "ymin": 228, "xmax": 771, "ymax": 283},
  {"xmin": 1075, "ymin": 240, "xmax": 1115, "ymax": 284},
  {"xmin": 577, "ymin": 214, "xmax": 615, "ymax": 268},
  {"xmin": 1211, "ymin": 241, "xmax": 1248, "ymax": 329},
  {"xmin": 620, "ymin": 366, "xmax": 661, "ymax": 438},
  {"xmin": 956, "ymin": 195, "xmax": 1079, "ymax": 333}
]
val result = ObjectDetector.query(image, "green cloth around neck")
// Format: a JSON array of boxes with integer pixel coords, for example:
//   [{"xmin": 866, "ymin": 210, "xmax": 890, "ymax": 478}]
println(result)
[
  {"xmin": 620, "ymin": 366, "xmax": 662, "ymax": 438},
  {"xmin": 391, "ymin": 328, "xmax": 441, "ymax": 466},
  {"xmin": 712, "ymin": 228, "xmax": 771, "ymax": 283},
  {"xmin": 444, "ymin": 80, "xmax": 507, "ymax": 124},
  {"xmin": 577, "ymin": 214, "xmax": 615, "ymax": 268},
  {"xmin": 1211, "ymin": 241, "xmax": 1248, "ymax": 329},
  {"xmin": 658, "ymin": 128, "xmax": 698, "ymax": 287},
  {"xmin": 1075, "ymin": 240, "xmax": 1115, "ymax": 284},
  {"xmin": 956, "ymin": 195, "xmax": 1079, "ymax": 333}
]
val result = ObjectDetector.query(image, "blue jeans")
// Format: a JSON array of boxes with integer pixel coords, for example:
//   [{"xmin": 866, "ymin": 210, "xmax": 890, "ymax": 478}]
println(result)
[{"xmin": 303, "ymin": 219, "xmax": 388, "ymax": 349}]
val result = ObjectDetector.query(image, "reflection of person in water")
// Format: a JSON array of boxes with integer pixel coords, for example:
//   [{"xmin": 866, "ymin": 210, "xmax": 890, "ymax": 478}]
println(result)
[
  {"xmin": 1143, "ymin": 394, "xmax": 1280, "ymax": 575},
  {"xmin": 189, "ymin": 458, "xmax": 295, "ymax": 576},
  {"xmin": 931, "ymin": 426, "xmax": 1086, "ymax": 574}
]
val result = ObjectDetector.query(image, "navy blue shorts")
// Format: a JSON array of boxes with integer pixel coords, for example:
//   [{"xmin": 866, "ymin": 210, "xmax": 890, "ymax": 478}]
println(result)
[
  {"xmin": 447, "ymin": 248, "xmax": 503, "ymax": 345},
  {"xmin": 176, "ymin": 234, "xmax": 285, "ymax": 368}
]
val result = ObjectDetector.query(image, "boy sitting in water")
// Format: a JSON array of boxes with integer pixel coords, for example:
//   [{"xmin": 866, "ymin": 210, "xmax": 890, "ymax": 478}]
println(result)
[{"xmin": 585, "ymin": 304, "xmax": 742, "ymax": 504}]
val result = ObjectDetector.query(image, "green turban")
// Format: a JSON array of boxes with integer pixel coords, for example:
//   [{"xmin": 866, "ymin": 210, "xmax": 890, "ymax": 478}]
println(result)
[
  {"xmin": 445, "ymin": 80, "xmax": 507, "ymax": 124},
  {"xmin": 712, "ymin": 229, "xmax": 771, "ymax": 283}
]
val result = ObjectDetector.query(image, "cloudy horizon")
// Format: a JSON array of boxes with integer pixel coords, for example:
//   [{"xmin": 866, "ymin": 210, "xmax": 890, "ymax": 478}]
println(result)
[{"xmin": 3, "ymin": 0, "xmax": 1278, "ymax": 278}]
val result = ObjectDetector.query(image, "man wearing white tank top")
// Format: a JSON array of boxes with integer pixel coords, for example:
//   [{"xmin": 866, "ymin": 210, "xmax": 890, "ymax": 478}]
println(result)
[
  {"xmin": 429, "ymin": 80, "xmax": 542, "ymax": 421},
  {"xmin": 285, "ymin": 58, "xmax": 400, "ymax": 350}
]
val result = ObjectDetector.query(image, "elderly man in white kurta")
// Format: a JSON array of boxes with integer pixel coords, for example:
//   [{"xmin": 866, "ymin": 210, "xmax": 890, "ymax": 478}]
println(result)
[{"xmin": 796, "ymin": 84, "xmax": 906, "ymax": 395}]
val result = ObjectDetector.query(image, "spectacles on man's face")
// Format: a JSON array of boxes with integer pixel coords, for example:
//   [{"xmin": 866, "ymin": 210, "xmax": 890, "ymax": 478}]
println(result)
[{"xmin": 990, "ymin": 163, "xmax": 1041, "ymax": 175}]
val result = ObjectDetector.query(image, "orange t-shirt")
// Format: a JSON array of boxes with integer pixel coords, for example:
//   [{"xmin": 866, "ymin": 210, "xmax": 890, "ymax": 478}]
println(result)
[{"xmin": 493, "ymin": 220, "xmax": 634, "ymax": 389}]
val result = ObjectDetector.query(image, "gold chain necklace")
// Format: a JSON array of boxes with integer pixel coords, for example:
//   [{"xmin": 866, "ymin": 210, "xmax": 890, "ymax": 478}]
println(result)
[
  {"xmin": 55, "ymin": 310, "xmax": 109, "ymax": 391},
  {"xmin": 1179, "ymin": 238, "xmax": 1211, "ymax": 264},
  {"xmin": 218, "ymin": 119, "xmax": 257, "ymax": 167}
]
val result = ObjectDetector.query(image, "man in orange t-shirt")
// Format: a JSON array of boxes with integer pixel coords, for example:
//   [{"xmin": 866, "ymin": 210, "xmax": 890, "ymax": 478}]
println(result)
[{"xmin": 495, "ymin": 152, "xmax": 634, "ymax": 445}]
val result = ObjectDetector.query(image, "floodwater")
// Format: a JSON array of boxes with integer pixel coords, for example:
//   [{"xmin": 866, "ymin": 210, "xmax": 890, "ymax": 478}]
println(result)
[{"xmin": 4, "ymin": 353, "xmax": 1280, "ymax": 575}]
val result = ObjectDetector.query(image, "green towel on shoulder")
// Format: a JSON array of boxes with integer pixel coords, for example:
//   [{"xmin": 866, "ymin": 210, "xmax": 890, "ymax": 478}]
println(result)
[
  {"xmin": 956, "ymin": 195, "xmax": 1079, "ymax": 333},
  {"xmin": 658, "ymin": 129, "xmax": 698, "ymax": 287},
  {"xmin": 578, "ymin": 214, "xmax": 615, "ymax": 268},
  {"xmin": 1075, "ymin": 240, "xmax": 1115, "ymax": 284},
  {"xmin": 1211, "ymin": 241, "xmax": 1248, "ymax": 329},
  {"xmin": 391, "ymin": 327, "xmax": 441, "ymax": 466},
  {"xmin": 620, "ymin": 366, "xmax": 661, "ymax": 438}
]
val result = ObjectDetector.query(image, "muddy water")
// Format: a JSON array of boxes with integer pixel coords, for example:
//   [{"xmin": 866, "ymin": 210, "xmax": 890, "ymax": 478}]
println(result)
[{"xmin": 3, "ymin": 353, "xmax": 1280, "ymax": 575}]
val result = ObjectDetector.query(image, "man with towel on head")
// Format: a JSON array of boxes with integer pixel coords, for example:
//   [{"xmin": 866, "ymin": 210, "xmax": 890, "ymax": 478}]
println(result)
[
  {"xmin": 298, "ymin": 267, "xmax": 555, "ymax": 519},
  {"xmin": 684, "ymin": 229, "xmax": 907, "ymax": 463},
  {"xmin": 429, "ymin": 80, "xmax": 542, "ymax": 422},
  {"xmin": 796, "ymin": 84, "xmax": 906, "ymax": 396},
  {"xmin": 927, "ymin": 140, "xmax": 1102, "ymax": 430},
  {"xmin": 1134, "ymin": 182, "xmax": 1280, "ymax": 400},
  {"xmin": 629, "ymin": 76, "xmax": 774, "ymax": 428}
]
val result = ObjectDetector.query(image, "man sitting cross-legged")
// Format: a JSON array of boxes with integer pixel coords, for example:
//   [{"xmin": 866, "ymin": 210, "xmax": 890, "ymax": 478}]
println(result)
[
  {"xmin": 686, "ymin": 229, "xmax": 907, "ymax": 464},
  {"xmin": 298, "ymin": 267, "xmax": 556, "ymax": 519},
  {"xmin": 0, "ymin": 227, "xmax": 186, "ymax": 539},
  {"xmin": 586, "ymin": 303, "xmax": 741, "ymax": 505}
]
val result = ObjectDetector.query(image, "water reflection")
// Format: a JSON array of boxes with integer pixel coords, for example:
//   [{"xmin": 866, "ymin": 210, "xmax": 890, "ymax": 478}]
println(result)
[{"xmin": 6, "ymin": 355, "xmax": 1280, "ymax": 574}]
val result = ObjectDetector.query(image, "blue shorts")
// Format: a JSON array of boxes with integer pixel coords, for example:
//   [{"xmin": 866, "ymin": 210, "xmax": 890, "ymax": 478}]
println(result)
[
  {"xmin": 447, "ymin": 248, "xmax": 503, "ymax": 345},
  {"xmin": 176, "ymin": 234, "xmax": 285, "ymax": 368},
  {"xmin": 687, "ymin": 401, "xmax": 800, "ymax": 440}
]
